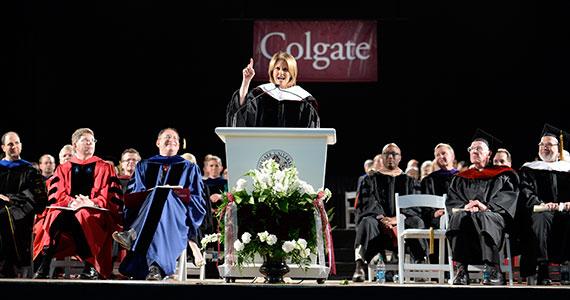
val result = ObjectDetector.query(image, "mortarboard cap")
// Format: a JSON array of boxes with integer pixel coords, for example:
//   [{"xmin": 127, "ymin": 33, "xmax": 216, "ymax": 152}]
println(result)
[
  {"xmin": 471, "ymin": 128, "xmax": 504, "ymax": 152},
  {"xmin": 541, "ymin": 123, "xmax": 570, "ymax": 161}
]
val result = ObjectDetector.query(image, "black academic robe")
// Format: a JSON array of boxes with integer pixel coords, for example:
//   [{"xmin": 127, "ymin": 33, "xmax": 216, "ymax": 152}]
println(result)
[
  {"xmin": 200, "ymin": 176, "xmax": 227, "ymax": 235},
  {"xmin": 517, "ymin": 164, "xmax": 570, "ymax": 275},
  {"xmin": 356, "ymin": 172, "xmax": 417, "ymax": 224},
  {"xmin": 355, "ymin": 172, "xmax": 423, "ymax": 262},
  {"xmin": 446, "ymin": 166, "xmax": 518, "ymax": 264},
  {"xmin": 420, "ymin": 168, "xmax": 458, "ymax": 228},
  {"xmin": 225, "ymin": 86, "xmax": 320, "ymax": 128},
  {"xmin": 0, "ymin": 159, "xmax": 47, "ymax": 277}
]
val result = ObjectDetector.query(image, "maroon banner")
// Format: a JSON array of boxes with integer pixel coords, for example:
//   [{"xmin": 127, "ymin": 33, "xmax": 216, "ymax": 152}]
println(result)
[{"xmin": 253, "ymin": 20, "xmax": 378, "ymax": 82}]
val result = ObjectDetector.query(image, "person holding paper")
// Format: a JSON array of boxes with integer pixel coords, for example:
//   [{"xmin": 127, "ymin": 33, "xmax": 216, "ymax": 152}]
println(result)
[
  {"xmin": 517, "ymin": 124, "xmax": 570, "ymax": 285},
  {"xmin": 116, "ymin": 128, "xmax": 206, "ymax": 280},
  {"xmin": 225, "ymin": 51, "xmax": 320, "ymax": 128},
  {"xmin": 0, "ymin": 131, "xmax": 47, "ymax": 278},
  {"xmin": 33, "ymin": 128, "xmax": 121, "ymax": 279},
  {"xmin": 445, "ymin": 131, "xmax": 518, "ymax": 285}
]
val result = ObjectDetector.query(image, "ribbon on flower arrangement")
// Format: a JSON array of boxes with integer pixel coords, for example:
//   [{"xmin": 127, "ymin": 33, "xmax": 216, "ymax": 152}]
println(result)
[
  {"xmin": 313, "ymin": 191, "xmax": 336, "ymax": 275},
  {"xmin": 218, "ymin": 192, "xmax": 238, "ymax": 277}
]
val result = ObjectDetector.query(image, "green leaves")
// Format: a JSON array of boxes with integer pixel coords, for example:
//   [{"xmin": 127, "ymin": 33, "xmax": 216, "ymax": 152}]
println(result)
[{"xmin": 217, "ymin": 159, "xmax": 333, "ymax": 269}]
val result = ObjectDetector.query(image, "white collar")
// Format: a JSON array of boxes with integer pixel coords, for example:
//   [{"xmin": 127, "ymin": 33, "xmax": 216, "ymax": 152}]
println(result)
[
  {"xmin": 258, "ymin": 83, "xmax": 311, "ymax": 101},
  {"xmin": 522, "ymin": 160, "xmax": 570, "ymax": 172}
]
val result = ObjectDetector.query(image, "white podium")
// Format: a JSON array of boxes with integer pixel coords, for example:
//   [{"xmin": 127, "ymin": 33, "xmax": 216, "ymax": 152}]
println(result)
[
  {"xmin": 214, "ymin": 127, "xmax": 336, "ymax": 283},
  {"xmin": 215, "ymin": 127, "xmax": 336, "ymax": 190}
]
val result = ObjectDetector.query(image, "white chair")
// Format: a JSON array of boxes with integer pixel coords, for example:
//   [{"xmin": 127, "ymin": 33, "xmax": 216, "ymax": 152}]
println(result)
[
  {"xmin": 395, "ymin": 193, "xmax": 453, "ymax": 284},
  {"xmin": 366, "ymin": 250, "xmax": 400, "ymax": 282},
  {"xmin": 176, "ymin": 247, "xmax": 207, "ymax": 281},
  {"xmin": 49, "ymin": 256, "xmax": 84, "ymax": 279}
]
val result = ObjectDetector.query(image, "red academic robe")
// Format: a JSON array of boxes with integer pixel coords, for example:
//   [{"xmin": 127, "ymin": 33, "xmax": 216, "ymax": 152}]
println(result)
[{"xmin": 33, "ymin": 156, "xmax": 121, "ymax": 278}]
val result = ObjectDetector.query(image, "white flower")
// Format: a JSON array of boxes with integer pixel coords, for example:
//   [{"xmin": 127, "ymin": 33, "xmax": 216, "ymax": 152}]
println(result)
[
  {"xmin": 254, "ymin": 170, "xmax": 270, "ymax": 190},
  {"xmin": 234, "ymin": 240, "xmax": 244, "ymax": 252},
  {"xmin": 318, "ymin": 188, "xmax": 332, "ymax": 199},
  {"xmin": 296, "ymin": 238, "xmax": 307, "ymax": 250},
  {"xmin": 266, "ymin": 234, "xmax": 277, "ymax": 246},
  {"xmin": 200, "ymin": 233, "xmax": 220, "ymax": 249},
  {"xmin": 221, "ymin": 159, "xmax": 326, "ymax": 268},
  {"xmin": 298, "ymin": 180, "xmax": 315, "ymax": 194},
  {"xmin": 274, "ymin": 182, "xmax": 286, "ymax": 193},
  {"xmin": 274, "ymin": 169, "xmax": 285, "ymax": 182},
  {"xmin": 288, "ymin": 178, "xmax": 300, "ymax": 194},
  {"xmin": 282, "ymin": 241, "xmax": 296, "ymax": 253},
  {"xmin": 235, "ymin": 178, "xmax": 247, "ymax": 192},
  {"xmin": 258, "ymin": 231, "xmax": 269, "ymax": 242},
  {"xmin": 241, "ymin": 232, "xmax": 251, "ymax": 244},
  {"xmin": 300, "ymin": 248, "xmax": 311, "ymax": 258}
]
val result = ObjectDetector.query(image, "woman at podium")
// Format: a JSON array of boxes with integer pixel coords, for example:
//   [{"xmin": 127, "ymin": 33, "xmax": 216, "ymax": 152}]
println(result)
[{"xmin": 226, "ymin": 51, "xmax": 320, "ymax": 128}]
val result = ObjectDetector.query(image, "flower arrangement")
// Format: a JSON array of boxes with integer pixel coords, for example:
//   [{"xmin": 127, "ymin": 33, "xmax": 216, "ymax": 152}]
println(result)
[
  {"xmin": 200, "ymin": 233, "xmax": 221, "ymax": 250},
  {"xmin": 216, "ymin": 159, "xmax": 332, "ymax": 269}
]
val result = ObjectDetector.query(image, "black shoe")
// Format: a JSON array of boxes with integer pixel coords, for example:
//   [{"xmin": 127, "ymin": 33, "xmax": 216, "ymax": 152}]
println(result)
[
  {"xmin": 112, "ymin": 229, "xmax": 136, "ymax": 250},
  {"xmin": 352, "ymin": 259, "xmax": 366, "ymax": 282},
  {"xmin": 482, "ymin": 263, "xmax": 505, "ymax": 286},
  {"xmin": 32, "ymin": 251, "xmax": 53, "ymax": 279},
  {"xmin": 453, "ymin": 263, "xmax": 470, "ymax": 285},
  {"xmin": 146, "ymin": 265, "xmax": 163, "ymax": 281},
  {"xmin": 526, "ymin": 275, "xmax": 537, "ymax": 286},
  {"xmin": 32, "ymin": 270, "xmax": 50, "ymax": 279},
  {"xmin": 79, "ymin": 264, "xmax": 100, "ymax": 280},
  {"xmin": 537, "ymin": 263, "xmax": 552, "ymax": 286}
]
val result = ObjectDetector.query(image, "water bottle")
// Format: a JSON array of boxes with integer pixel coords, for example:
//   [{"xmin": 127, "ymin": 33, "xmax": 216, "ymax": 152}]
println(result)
[
  {"xmin": 561, "ymin": 262, "xmax": 570, "ymax": 285},
  {"xmin": 375, "ymin": 256, "xmax": 386, "ymax": 284},
  {"xmin": 482, "ymin": 264, "xmax": 491, "ymax": 282}
]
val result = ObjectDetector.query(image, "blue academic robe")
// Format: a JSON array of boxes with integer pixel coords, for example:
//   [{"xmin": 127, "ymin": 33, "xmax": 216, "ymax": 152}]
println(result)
[{"xmin": 120, "ymin": 155, "xmax": 205, "ymax": 279}]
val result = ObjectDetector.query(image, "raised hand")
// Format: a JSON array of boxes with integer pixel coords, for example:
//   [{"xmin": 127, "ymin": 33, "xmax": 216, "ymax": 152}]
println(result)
[
  {"xmin": 239, "ymin": 58, "xmax": 256, "ymax": 104},
  {"xmin": 242, "ymin": 58, "xmax": 255, "ymax": 81}
]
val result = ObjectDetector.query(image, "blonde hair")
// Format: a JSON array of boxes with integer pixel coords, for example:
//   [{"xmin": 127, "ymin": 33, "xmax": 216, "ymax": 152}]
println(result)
[
  {"xmin": 71, "ymin": 128, "xmax": 94, "ymax": 145},
  {"xmin": 181, "ymin": 152, "xmax": 197, "ymax": 164},
  {"xmin": 434, "ymin": 143, "xmax": 455, "ymax": 157},
  {"xmin": 203, "ymin": 154, "xmax": 222, "ymax": 166},
  {"xmin": 268, "ymin": 51, "xmax": 298, "ymax": 88}
]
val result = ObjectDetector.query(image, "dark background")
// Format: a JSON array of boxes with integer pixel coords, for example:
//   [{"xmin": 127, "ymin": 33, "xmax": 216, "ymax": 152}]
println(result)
[{"xmin": 2, "ymin": 1, "xmax": 570, "ymax": 227}]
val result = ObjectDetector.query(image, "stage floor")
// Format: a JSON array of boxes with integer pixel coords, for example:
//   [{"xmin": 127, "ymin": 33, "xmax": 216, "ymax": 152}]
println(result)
[
  {"xmin": 2, "ymin": 278, "xmax": 570, "ymax": 300},
  {"xmin": 3, "ymin": 277, "xmax": 570, "ymax": 287}
]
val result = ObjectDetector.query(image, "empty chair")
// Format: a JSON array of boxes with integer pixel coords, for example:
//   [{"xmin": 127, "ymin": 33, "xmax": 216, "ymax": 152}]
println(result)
[{"xmin": 395, "ymin": 193, "xmax": 453, "ymax": 284}]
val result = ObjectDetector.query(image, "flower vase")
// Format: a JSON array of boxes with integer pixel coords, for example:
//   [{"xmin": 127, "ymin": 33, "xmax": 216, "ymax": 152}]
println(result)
[{"xmin": 259, "ymin": 256, "xmax": 290, "ymax": 283}]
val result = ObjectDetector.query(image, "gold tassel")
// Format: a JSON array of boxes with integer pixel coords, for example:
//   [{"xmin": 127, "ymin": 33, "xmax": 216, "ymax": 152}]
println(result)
[
  {"xmin": 429, "ymin": 226, "xmax": 434, "ymax": 255},
  {"xmin": 5, "ymin": 207, "xmax": 20, "ymax": 261},
  {"xmin": 183, "ymin": 138, "xmax": 187, "ymax": 150},
  {"xmin": 558, "ymin": 130, "xmax": 564, "ymax": 160}
]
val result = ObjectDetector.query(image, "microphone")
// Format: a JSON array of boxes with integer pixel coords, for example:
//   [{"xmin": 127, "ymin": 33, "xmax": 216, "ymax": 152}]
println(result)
[
  {"xmin": 275, "ymin": 86, "xmax": 321, "ymax": 128},
  {"xmin": 230, "ymin": 84, "xmax": 280, "ymax": 127}
]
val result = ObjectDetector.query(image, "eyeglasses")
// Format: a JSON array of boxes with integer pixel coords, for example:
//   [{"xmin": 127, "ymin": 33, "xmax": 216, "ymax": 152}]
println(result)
[
  {"xmin": 121, "ymin": 158, "xmax": 139, "ymax": 163},
  {"xmin": 160, "ymin": 134, "xmax": 179, "ymax": 140},
  {"xmin": 467, "ymin": 146, "xmax": 486, "ymax": 153},
  {"xmin": 538, "ymin": 142, "xmax": 558, "ymax": 148},
  {"xmin": 382, "ymin": 152, "xmax": 400, "ymax": 157},
  {"xmin": 77, "ymin": 138, "xmax": 97, "ymax": 144}
]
